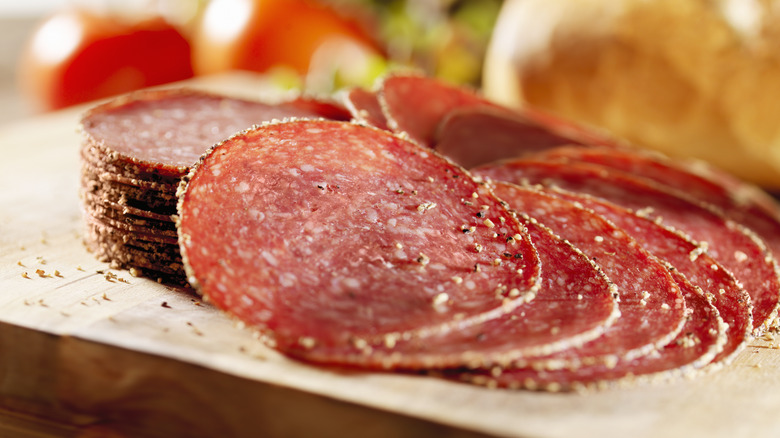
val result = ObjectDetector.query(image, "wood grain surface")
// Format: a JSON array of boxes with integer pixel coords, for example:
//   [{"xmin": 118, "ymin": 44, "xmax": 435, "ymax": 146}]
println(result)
[{"xmin": 1, "ymin": 73, "xmax": 779, "ymax": 438}]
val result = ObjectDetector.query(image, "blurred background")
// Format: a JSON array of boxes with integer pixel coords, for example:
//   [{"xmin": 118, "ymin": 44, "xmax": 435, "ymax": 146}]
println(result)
[
  {"xmin": 0, "ymin": 1, "xmax": 67, "ymax": 123},
  {"xmin": 1, "ymin": 0, "xmax": 503, "ymax": 125},
  {"xmin": 6, "ymin": 0, "xmax": 780, "ymax": 188}
]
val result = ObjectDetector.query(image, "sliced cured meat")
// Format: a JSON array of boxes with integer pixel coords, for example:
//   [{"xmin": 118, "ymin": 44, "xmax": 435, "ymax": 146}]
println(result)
[
  {"xmin": 81, "ymin": 192, "xmax": 173, "ymax": 223},
  {"xmin": 379, "ymin": 74, "xmax": 618, "ymax": 154},
  {"xmin": 476, "ymin": 159, "xmax": 774, "ymax": 335},
  {"xmin": 553, "ymin": 191, "xmax": 751, "ymax": 365},
  {"xmin": 517, "ymin": 107, "xmax": 621, "ymax": 149},
  {"xmin": 434, "ymin": 107, "xmax": 577, "ymax": 169},
  {"xmin": 379, "ymin": 74, "xmax": 509, "ymax": 147},
  {"xmin": 501, "ymin": 185, "xmax": 751, "ymax": 366},
  {"xmin": 331, "ymin": 214, "xmax": 619, "ymax": 369},
  {"xmin": 81, "ymin": 163, "xmax": 179, "ymax": 194},
  {"xmin": 285, "ymin": 94, "xmax": 352, "ymax": 121},
  {"xmin": 80, "ymin": 175, "xmax": 179, "ymax": 215},
  {"xmin": 341, "ymin": 87, "xmax": 389, "ymax": 130},
  {"xmin": 80, "ymin": 88, "xmax": 328, "ymax": 172},
  {"xmin": 491, "ymin": 184, "xmax": 686, "ymax": 366},
  {"xmin": 535, "ymin": 145, "xmax": 780, "ymax": 329},
  {"xmin": 177, "ymin": 120, "xmax": 542, "ymax": 363},
  {"xmin": 460, "ymin": 268, "xmax": 725, "ymax": 391},
  {"xmin": 80, "ymin": 88, "xmax": 340, "ymax": 282},
  {"xmin": 86, "ymin": 202, "xmax": 176, "ymax": 231}
]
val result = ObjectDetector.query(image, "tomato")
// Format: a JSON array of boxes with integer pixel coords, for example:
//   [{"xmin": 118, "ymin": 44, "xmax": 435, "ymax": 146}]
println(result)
[
  {"xmin": 17, "ymin": 8, "xmax": 194, "ymax": 111},
  {"xmin": 190, "ymin": 0, "xmax": 383, "ymax": 77}
]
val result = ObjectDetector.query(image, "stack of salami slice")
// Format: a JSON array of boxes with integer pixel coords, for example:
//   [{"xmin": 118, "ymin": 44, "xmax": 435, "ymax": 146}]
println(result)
[
  {"xmin": 79, "ymin": 88, "xmax": 348, "ymax": 283},
  {"xmin": 80, "ymin": 74, "xmax": 780, "ymax": 391}
]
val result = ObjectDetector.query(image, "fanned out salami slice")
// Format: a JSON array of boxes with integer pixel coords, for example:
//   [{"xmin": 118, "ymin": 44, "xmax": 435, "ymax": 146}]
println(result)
[
  {"xmin": 435, "ymin": 107, "xmax": 576, "ymax": 169},
  {"xmin": 284, "ymin": 94, "xmax": 352, "ymax": 122},
  {"xmin": 341, "ymin": 87, "xmax": 389, "ymax": 130},
  {"xmin": 80, "ymin": 88, "xmax": 340, "ymax": 282},
  {"xmin": 460, "ymin": 267, "xmax": 725, "ymax": 391},
  {"xmin": 476, "ymin": 159, "xmax": 775, "ymax": 335},
  {"xmin": 379, "ymin": 74, "xmax": 504, "ymax": 147},
  {"xmin": 490, "ymin": 184, "xmax": 687, "ymax": 367},
  {"xmin": 177, "ymin": 120, "xmax": 542, "ymax": 362},
  {"xmin": 379, "ymin": 74, "xmax": 618, "ymax": 155},
  {"xmin": 534, "ymin": 145, "xmax": 780, "ymax": 330},
  {"xmin": 335, "ymin": 213, "xmax": 619, "ymax": 370},
  {"xmin": 450, "ymin": 184, "xmax": 725, "ymax": 391},
  {"xmin": 545, "ymin": 190, "xmax": 751, "ymax": 366}
]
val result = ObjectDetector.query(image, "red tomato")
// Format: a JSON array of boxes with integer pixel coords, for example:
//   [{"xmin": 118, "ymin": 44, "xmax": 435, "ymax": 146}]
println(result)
[
  {"xmin": 190, "ymin": 0, "xmax": 383, "ymax": 76},
  {"xmin": 17, "ymin": 8, "xmax": 194, "ymax": 111}
]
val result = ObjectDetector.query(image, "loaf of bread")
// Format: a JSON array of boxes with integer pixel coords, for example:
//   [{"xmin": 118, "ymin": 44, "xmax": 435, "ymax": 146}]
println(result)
[{"xmin": 483, "ymin": 0, "xmax": 780, "ymax": 188}]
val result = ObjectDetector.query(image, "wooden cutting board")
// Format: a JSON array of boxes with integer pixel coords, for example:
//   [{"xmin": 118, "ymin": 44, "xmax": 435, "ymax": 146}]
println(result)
[{"xmin": 1, "ymin": 72, "xmax": 779, "ymax": 438}]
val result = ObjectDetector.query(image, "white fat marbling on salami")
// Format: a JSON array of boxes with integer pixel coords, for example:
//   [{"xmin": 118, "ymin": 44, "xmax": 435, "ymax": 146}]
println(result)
[
  {"xmin": 477, "ymin": 160, "xmax": 765, "ymax": 342},
  {"xmin": 177, "ymin": 120, "xmax": 542, "ymax": 364},
  {"xmin": 309, "ymin": 212, "xmax": 620, "ymax": 370},
  {"xmin": 534, "ymin": 146, "xmax": 780, "ymax": 332},
  {"xmin": 81, "ymin": 89, "xmax": 326, "ymax": 169}
]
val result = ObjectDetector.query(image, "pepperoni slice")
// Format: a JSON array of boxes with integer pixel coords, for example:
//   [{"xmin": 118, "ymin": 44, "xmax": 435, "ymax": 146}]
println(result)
[
  {"xmin": 476, "ymin": 159, "xmax": 772, "ymax": 335},
  {"xmin": 177, "ymin": 120, "xmax": 542, "ymax": 364},
  {"xmin": 491, "ymin": 184, "xmax": 687, "ymax": 366},
  {"xmin": 535, "ymin": 145, "xmax": 780, "ymax": 330}
]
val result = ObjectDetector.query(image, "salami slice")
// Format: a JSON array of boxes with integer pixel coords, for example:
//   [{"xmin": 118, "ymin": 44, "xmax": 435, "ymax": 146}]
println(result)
[
  {"xmin": 491, "ymin": 184, "xmax": 687, "ymax": 367},
  {"xmin": 81, "ymin": 192, "xmax": 174, "ymax": 223},
  {"xmin": 434, "ymin": 107, "xmax": 576, "ymax": 169},
  {"xmin": 80, "ymin": 88, "xmax": 326, "ymax": 174},
  {"xmin": 329, "ymin": 213, "xmax": 619, "ymax": 370},
  {"xmin": 85, "ymin": 202, "xmax": 175, "ymax": 231},
  {"xmin": 80, "ymin": 88, "xmax": 339, "ymax": 282},
  {"xmin": 379, "ymin": 74, "xmax": 509, "ymax": 147},
  {"xmin": 341, "ymin": 87, "xmax": 389, "ymax": 130},
  {"xmin": 285, "ymin": 94, "xmax": 352, "ymax": 121},
  {"xmin": 546, "ymin": 190, "xmax": 752, "ymax": 365},
  {"xmin": 177, "ymin": 120, "xmax": 542, "ymax": 363},
  {"xmin": 460, "ymin": 267, "xmax": 725, "ymax": 391},
  {"xmin": 535, "ymin": 145, "xmax": 780, "ymax": 330},
  {"xmin": 476, "ymin": 159, "xmax": 774, "ymax": 335}
]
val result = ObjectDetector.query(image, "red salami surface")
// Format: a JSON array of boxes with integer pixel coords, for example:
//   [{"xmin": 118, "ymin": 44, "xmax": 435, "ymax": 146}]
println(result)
[
  {"xmin": 476, "ymin": 159, "xmax": 774, "ymax": 335},
  {"xmin": 285, "ymin": 94, "xmax": 352, "ymax": 121},
  {"xmin": 460, "ymin": 267, "xmax": 725, "ymax": 391},
  {"xmin": 379, "ymin": 74, "xmax": 508, "ymax": 147},
  {"xmin": 536, "ymin": 145, "xmax": 780, "ymax": 330},
  {"xmin": 339, "ymin": 213, "xmax": 619, "ymax": 369},
  {"xmin": 379, "ymin": 74, "xmax": 618, "ymax": 156},
  {"xmin": 80, "ymin": 88, "xmax": 344, "ymax": 283},
  {"xmin": 342, "ymin": 87, "xmax": 389, "ymax": 130},
  {"xmin": 560, "ymin": 191, "xmax": 750, "ymax": 365},
  {"xmin": 177, "ymin": 120, "xmax": 542, "ymax": 363},
  {"xmin": 434, "ymin": 107, "xmax": 576, "ymax": 169},
  {"xmin": 492, "ymin": 184, "xmax": 686, "ymax": 366},
  {"xmin": 81, "ymin": 89, "xmax": 324, "ymax": 171}
]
